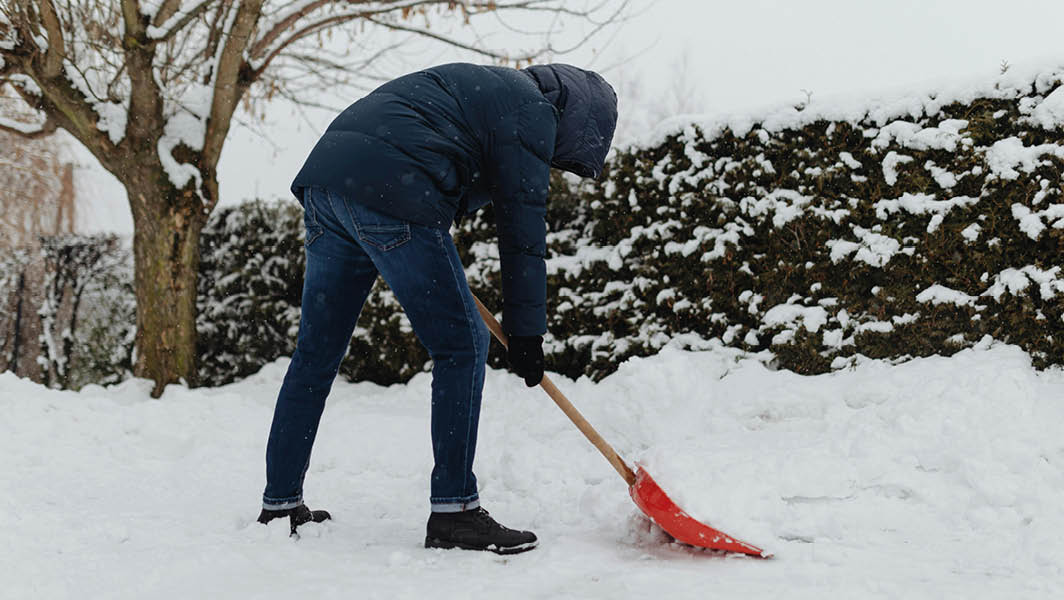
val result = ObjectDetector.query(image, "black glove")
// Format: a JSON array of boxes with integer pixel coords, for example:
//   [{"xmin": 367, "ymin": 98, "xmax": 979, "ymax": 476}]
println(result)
[{"xmin": 507, "ymin": 335, "xmax": 544, "ymax": 387}]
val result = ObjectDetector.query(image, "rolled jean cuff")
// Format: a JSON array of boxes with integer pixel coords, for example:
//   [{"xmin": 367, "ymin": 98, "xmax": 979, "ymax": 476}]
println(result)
[
  {"xmin": 263, "ymin": 495, "xmax": 303, "ymax": 511},
  {"xmin": 430, "ymin": 496, "xmax": 480, "ymax": 513}
]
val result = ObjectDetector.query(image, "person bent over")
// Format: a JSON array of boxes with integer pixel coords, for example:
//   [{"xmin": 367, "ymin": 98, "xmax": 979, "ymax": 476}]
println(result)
[{"xmin": 258, "ymin": 62, "xmax": 617, "ymax": 554}]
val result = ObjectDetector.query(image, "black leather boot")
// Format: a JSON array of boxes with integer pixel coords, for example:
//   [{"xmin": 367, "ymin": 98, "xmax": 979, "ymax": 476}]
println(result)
[
  {"xmin": 425, "ymin": 507, "xmax": 537, "ymax": 555},
  {"xmin": 257, "ymin": 504, "xmax": 331, "ymax": 536}
]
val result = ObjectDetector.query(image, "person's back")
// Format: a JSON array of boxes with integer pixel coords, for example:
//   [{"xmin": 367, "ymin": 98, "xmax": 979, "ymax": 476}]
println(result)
[{"xmin": 291, "ymin": 63, "xmax": 554, "ymax": 228}]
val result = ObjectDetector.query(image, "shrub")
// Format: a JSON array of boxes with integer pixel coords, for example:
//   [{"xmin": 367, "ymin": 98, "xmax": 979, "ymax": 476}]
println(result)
[
  {"xmin": 194, "ymin": 65, "xmax": 1064, "ymax": 386},
  {"xmin": 14, "ymin": 65, "xmax": 1059, "ymax": 390},
  {"xmin": 195, "ymin": 199, "xmax": 432, "ymax": 386},
  {"xmin": 530, "ymin": 66, "xmax": 1064, "ymax": 377},
  {"xmin": 197, "ymin": 200, "xmax": 305, "ymax": 386},
  {"xmin": 0, "ymin": 235, "xmax": 133, "ymax": 389}
]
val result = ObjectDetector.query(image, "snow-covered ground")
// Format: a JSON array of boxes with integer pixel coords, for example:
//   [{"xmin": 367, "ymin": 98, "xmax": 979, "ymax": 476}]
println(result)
[{"xmin": 3, "ymin": 341, "xmax": 1063, "ymax": 599}]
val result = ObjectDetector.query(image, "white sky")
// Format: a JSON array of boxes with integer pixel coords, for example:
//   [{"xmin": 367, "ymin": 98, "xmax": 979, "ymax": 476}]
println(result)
[{"xmin": 75, "ymin": 0, "xmax": 1064, "ymax": 233}]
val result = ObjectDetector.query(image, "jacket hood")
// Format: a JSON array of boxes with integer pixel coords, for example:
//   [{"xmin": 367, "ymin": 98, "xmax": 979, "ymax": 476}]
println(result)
[{"xmin": 522, "ymin": 64, "xmax": 617, "ymax": 179}]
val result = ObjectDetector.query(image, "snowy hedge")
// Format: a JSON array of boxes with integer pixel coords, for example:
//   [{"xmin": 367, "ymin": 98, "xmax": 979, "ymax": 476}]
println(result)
[
  {"xmin": 518, "ymin": 65, "xmax": 1064, "ymax": 378},
  {"xmin": 0, "ymin": 235, "xmax": 133, "ymax": 389},
  {"xmin": 196, "ymin": 201, "xmax": 304, "ymax": 386},
  {"xmin": 196, "ymin": 200, "xmax": 431, "ymax": 387},
  {"xmin": 17, "ymin": 64, "xmax": 1057, "ymax": 389},
  {"xmin": 194, "ymin": 65, "xmax": 1064, "ymax": 386}
]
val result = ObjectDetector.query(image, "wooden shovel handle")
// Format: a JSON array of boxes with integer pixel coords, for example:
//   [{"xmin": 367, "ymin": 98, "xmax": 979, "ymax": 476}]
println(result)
[{"xmin": 472, "ymin": 294, "xmax": 637, "ymax": 487}]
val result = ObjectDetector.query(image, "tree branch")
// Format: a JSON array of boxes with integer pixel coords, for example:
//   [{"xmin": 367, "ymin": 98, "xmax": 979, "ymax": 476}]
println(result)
[
  {"xmin": 249, "ymin": 11, "xmax": 363, "ymax": 77},
  {"xmin": 249, "ymin": 0, "xmax": 440, "ymax": 62},
  {"xmin": 539, "ymin": 0, "xmax": 630, "ymax": 56},
  {"xmin": 120, "ymin": 0, "xmax": 147, "ymax": 40},
  {"xmin": 5, "ymin": 61, "xmax": 119, "ymax": 171},
  {"xmin": 248, "ymin": 0, "xmax": 332, "ymax": 59},
  {"xmin": 149, "ymin": 0, "xmax": 218, "ymax": 43},
  {"xmin": 363, "ymin": 15, "xmax": 546, "ymax": 62},
  {"xmin": 123, "ymin": 2, "xmax": 162, "ymax": 150},
  {"xmin": 35, "ymin": 0, "xmax": 66, "ymax": 78},
  {"xmin": 200, "ymin": 0, "xmax": 263, "ymax": 198},
  {"xmin": 152, "ymin": 0, "xmax": 186, "ymax": 27},
  {"xmin": 0, "ymin": 113, "xmax": 57, "ymax": 138},
  {"xmin": 201, "ymin": 1, "xmax": 233, "ymax": 69}
]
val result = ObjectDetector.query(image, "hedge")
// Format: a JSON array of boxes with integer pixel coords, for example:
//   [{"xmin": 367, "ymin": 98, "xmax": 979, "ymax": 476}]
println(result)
[
  {"xmin": 194, "ymin": 64, "xmax": 1064, "ymax": 386},
  {"xmin": 41, "ymin": 64, "xmax": 1063, "ymax": 388}
]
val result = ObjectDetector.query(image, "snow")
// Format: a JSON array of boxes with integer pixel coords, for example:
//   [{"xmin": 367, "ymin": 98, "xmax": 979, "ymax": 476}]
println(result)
[
  {"xmin": 0, "ymin": 115, "xmax": 49, "ymax": 135},
  {"xmin": 139, "ymin": 0, "xmax": 163, "ymax": 19},
  {"xmin": 1011, "ymin": 202, "xmax": 1064, "ymax": 240},
  {"xmin": 984, "ymin": 266, "xmax": 1064, "ymax": 302},
  {"xmin": 961, "ymin": 223, "xmax": 982, "ymax": 242},
  {"xmin": 872, "ymin": 193, "xmax": 979, "ymax": 234},
  {"xmin": 3, "ymin": 342, "xmax": 1063, "ymax": 598},
  {"xmin": 880, "ymin": 151, "xmax": 913, "ymax": 186},
  {"xmin": 93, "ymin": 101, "xmax": 128, "ymax": 145},
  {"xmin": 1030, "ymin": 86, "xmax": 1064, "ymax": 130},
  {"xmin": 739, "ymin": 189, "xmax": 810, "ymax": 228},
  {"xmin": 838, "ymin": 151, "xmax": 862, "ymax": 170},
  {"xmin": 826, "ymin": 226, "xmax": 905, "ymax": 267},
  {"xmin": 157, "ymin": 85, "xmax": 212, "ymax": 192},
  {"xmin": 7, "ymin": 74, "xmax": 42, "ymax": 97},
  {"xmin": 924, "ymin": 161, "xmax": 958, "ymax": 189},
  {"xmin": 915, "ymin": 284, "xmax": 979, "ymax": 307},
  {"xmin": 984, "ymin": 137, "xmax": 1064, "ymax": 181},
  {"xmin": 870, "ymin": 119, "xmax": 967, "ymax": 153},
  {"xmin": 640, "ymin": 62, "xmax": 1064, "ymax": 152},
  {"xmin": 763, "ymin": 303, "xmax": 829, "ymax": 334}
]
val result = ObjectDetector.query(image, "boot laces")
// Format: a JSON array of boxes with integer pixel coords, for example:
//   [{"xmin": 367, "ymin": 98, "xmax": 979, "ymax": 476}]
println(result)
[{"xmin": 470, "ymin": 508, "xmax": 508, "ymax": 533}]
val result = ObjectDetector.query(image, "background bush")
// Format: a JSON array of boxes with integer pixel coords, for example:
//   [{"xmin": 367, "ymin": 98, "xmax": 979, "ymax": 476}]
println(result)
[
  {"xmin": 468, "ymin": 67, "xmax": 1064, "ymax": 379},
  {"xmin": 196, "ymin": 65, "xmax": 1064, "ymax": 386},
  {"xmin": 10, "ymin": 66, "xmax": 1064, "ymax": 389},
  {"xmin": 0, "ymin": 235, "xmax": 134, "ymax": 389},
  {"xmin": 196, "ymin": 200, "xmax": 432, "ymax": 387}
]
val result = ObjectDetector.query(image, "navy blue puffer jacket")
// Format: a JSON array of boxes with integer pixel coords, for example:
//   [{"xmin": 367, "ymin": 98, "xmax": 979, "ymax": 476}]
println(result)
[{"xmin": 291, "ymin": 62, "xmax": 617, "ymax": 336}]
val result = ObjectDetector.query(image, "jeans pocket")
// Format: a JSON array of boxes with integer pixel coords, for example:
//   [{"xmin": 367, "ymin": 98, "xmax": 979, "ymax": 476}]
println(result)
[
  {"xmin": 305, "ymin": 225, "xmax": 324, "ymax": 248},
  {"xmin": 344, "ymin": 197, "xmax": 411, "ymax": 251},
  {"xmin": 303, "ymin": 188, "xmax": 325, "ymax": 248}
]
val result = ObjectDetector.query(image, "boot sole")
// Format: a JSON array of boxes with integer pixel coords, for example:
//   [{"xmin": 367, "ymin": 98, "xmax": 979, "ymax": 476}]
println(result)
[{"xmin": 425, "ymin": 536, "xmax": 538, "ymax": 555}]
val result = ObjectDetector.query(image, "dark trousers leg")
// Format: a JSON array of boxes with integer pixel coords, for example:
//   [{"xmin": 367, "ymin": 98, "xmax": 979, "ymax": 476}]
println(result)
[
  {"xmin": 262, "ymin": 187, "xmax": 377, "ymax": 508},
  {"xmin": 325, "ymin": 190, "xmax": 490, "ymax": 511}
]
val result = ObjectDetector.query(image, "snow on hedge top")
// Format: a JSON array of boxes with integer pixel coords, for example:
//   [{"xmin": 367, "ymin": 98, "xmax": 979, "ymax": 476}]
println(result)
[
  {"xmin": 533, "ymin": 58, "xmax": 1064, "ymax": 377},
  {"xmin": 639, "ymin": 60, "xmax": 1064, "ymax": 149},
  {"xmin": 1031, "ymin": 85, "xmax": 1064, "ymax": 130}
]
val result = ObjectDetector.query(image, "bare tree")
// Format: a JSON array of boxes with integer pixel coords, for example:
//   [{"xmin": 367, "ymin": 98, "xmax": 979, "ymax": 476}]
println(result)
[{"xmin": 0, "ymin": 0, "xmax": 627, "ymax": 396}]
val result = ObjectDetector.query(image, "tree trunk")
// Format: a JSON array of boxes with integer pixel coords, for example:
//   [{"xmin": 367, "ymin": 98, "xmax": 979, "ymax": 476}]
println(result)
[{"xmin": 126, "ymin": 177, "xmax": 208, "ymax": 398}]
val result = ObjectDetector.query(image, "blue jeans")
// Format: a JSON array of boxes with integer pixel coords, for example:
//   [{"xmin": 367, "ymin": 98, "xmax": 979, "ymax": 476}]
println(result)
[{"xmin": 263, "ymin": 186, "xmax": 488, "ymax": 513}]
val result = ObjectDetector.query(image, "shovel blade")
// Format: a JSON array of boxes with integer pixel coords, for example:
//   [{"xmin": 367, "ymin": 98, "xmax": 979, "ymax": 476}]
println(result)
[{"xmin": 629, "ymin": 467, "xmax": 771, "ymax": 558}]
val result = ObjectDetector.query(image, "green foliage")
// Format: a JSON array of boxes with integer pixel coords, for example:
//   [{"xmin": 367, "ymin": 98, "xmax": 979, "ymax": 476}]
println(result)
[
  {"xmin": 195, "ymin": 70, "xmax": 1064, "ymax": 386},
  {"xmin": 196, "ymin": 199, "xmax": 431, "ymax": 387}
]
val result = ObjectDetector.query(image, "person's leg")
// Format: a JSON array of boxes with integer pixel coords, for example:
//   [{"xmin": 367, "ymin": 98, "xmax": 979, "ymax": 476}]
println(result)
[
  {"xmin": 319, "ymin": 189, "xmax": 537, "ymax": 553},
  {"xmin": 324, "ymin": 190, "xmax": 489, "ymax": 512},
  {"xmin": 262, "ymin": 186, "xmax": 378, "ymax": 511}
]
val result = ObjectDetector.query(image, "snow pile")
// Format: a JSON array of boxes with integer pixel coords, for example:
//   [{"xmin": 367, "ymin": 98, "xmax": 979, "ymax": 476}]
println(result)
[
  {"xmin": 1029, "ymin": 85, "xmax": 1064, "ymax": 130},
  {"xmin": 157, "ymin": 84, "xmax": 212, "ymax": 193},
  {"xmin": 984, "ymin": 137, "xmax": 1064, "ymax": 181},
  {"xmin": 915, "ymin": 284, "xmax": 979, "ymax": 308},
  {"xmin": 3, "ymin": 341, "xmax": 1062, "ymax": 598}
]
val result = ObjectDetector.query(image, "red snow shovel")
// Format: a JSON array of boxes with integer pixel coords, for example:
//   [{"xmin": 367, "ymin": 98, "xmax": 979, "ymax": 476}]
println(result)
[{"xmin": 473, "ymin": 295, "xmax": 771, "ymax": 558}]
